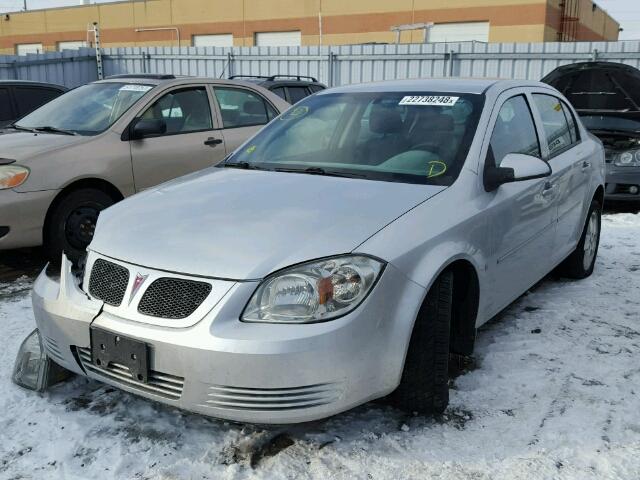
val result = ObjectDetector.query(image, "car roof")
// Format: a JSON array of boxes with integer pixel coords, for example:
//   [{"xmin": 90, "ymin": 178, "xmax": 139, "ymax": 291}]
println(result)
[
  {"xmin": 543, "ymin": 61, "xmax": 639, "ymax": 75},
  {"xmin": 0, "ymin": 79, "xmax": 66, "ymax": 90},
  {"xmin": 323, "ymin": 78, "xmax": 551, "ymax": 95}
]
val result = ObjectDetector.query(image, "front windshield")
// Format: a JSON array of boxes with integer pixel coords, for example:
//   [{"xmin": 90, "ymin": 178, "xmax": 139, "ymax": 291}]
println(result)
[
  {"xmin": 581, "ymin": 115, "xmax": 640, "ymax": 133},
  {"xmin": 15, "ymin": 82, "xmax": 154, "ymax": 136},
  {"xmin": 225, "ymin": 91, "xmax": 484, "ymax": 185}
]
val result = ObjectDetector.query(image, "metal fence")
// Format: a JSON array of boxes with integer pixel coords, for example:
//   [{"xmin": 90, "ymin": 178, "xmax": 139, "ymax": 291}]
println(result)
[
  {"xmin": 2, "ymin": 40, "xmax": 640, "ymax": 88},
  {"xmin": 0, "ymin": 48, "xmax": 99, "ymax": 87}
]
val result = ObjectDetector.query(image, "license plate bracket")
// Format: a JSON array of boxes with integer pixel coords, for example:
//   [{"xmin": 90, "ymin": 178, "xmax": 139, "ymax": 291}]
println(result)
[{"xmin": 90, "ymin": 328, "xmax": 149, "ymax": 383}]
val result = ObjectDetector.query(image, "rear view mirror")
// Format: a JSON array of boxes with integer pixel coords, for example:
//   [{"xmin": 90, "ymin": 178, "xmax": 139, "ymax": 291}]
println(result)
[
  {"xmin": 130, "ymin": 118, "xmax": 167, "ymax": 140},
  {"xmin": 484, "ymin": 153, "xmax": 551, "ymax": 191}
]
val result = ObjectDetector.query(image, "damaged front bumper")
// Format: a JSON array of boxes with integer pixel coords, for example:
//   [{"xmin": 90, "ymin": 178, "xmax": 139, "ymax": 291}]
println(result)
[{"xmin": 26, "ymin": 253, "xmax": 424, "ymax": 424}]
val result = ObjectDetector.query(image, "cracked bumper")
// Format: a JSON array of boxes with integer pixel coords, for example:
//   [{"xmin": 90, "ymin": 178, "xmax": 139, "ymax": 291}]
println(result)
[{"xmin": 32, "ymin": 256, "xmax": 424, "ymax": 424}]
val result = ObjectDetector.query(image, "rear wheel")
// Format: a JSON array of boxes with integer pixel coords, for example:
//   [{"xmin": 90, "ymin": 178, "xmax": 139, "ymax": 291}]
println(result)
[
  {"xmin": 390, "ymin": 271, "xmax": 453, "ymax": 415},
  {"xmin": 560, "ymin": 199, "xmax": 602, "ymax": 279},
  {"xmin": 44, "ymin": 189, "xmax": 115, "ymax": 264}
]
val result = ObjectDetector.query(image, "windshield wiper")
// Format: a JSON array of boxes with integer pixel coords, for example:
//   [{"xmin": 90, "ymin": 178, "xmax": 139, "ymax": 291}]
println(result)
[
  {"xmin": 274, "ymin": 166, "xmax": 366, "ymax": 178},
  {"xmin": 223, "ymin": 161, "xmax": 267, "ymax": 170},
  {"xmin": 7, "ymin": 124, "xmax": 37, "ymax": 133},
  {"xmin": 34, "ymin": 126, "xmax": 77, "ymax": 136}
]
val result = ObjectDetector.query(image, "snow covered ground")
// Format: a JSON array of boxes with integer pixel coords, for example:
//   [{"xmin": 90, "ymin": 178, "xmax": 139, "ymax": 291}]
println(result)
[{"xmin": 0, "ymin": 213, "xmax": 639, "ymax": 480}]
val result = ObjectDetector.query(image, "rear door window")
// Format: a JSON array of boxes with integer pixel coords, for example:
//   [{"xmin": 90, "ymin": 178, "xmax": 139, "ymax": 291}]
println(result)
[
  {"xmin": 288, "ymin": 86, "xmax": 309, "ymax": 104},
  {"xmin": 0, "ymin": 88, "xmax": 14, "ymax": 123},
  {"xmin": 271, "ymin": 87, "xmax": 287, "ymax": 101},
  {"xmin": 561, "ymin": 101, "xmax": 579, "ymax": 143},
  {"xmin": 14, "ymin": 87, "xmax": 62, "ymax": 116},
  {"xmin": 533, "ymin": 94, "xmax": 574, "ymax": 157},
  {"xmin": 489, "ymin": 95, "xmax": 541, "ymax": 166}
]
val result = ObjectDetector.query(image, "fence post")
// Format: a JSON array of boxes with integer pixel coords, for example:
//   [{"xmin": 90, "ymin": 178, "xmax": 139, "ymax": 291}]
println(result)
[
  {"xmin": 327, "ymin": 50, "xmax": 335, "ymax": 87},
  {"xmin": 447, "ymin": 49, "xmax": 455, "ymax": 77},
  {"xmin": 227, "ymin": 51, "xmax": 234, "ymax": 78}
]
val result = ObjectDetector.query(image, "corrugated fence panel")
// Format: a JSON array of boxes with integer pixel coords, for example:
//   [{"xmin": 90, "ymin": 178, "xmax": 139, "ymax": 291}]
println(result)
[
  {"xmin": 3, "ymin": 41, "xmax": 640, "ymax": 88},
  {"xmin": 0, "ymin": 49, "xmax": 97, "ymax": 87}
]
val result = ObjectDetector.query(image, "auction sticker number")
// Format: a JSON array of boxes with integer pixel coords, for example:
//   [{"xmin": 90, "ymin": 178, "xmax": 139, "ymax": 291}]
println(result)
[
  {"xmin": 120, "ymin": 84, "xmax": 153, "ymax": 92},
  {"xmin": 399, "ymin": 96, "xmax": 459, "ymax": 106}
]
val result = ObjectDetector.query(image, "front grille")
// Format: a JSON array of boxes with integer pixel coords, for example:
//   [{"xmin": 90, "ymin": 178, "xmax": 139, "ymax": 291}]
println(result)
[
  {"xmin": 88, "ymin": 259, "xmax": 129, "ymax": 306},
  {"xmin": 138, "ymin": 277, "xmax": 212, "ymax": 319},
  {"xmin": 76, "ymin": 347, "xmax": 184, "ymax": 400},
  {"xmin": 200, "ymin": 383, "xmax": 343, "ymax": 411}
]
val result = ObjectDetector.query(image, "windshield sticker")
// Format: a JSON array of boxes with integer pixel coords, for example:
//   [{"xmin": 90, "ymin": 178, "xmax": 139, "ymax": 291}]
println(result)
[
  {"xmin": 427, "ymin": 160, "xmax": 447, "ymax": 178},
  {"xmin": 245, "ymin": 145, "xmax": 257, "ymax": 154},
  {"xmin": 120, "ymin": 85, "xmax": 153, "ymax": 92},
  {"xmin": 399, "ymin": 96, "xmax": 459, "ymax": 107}
]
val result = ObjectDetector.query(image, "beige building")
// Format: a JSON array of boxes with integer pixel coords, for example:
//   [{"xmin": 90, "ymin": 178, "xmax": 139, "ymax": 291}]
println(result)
[{"xmin": 0, "ymin": 0, "xmax": 620, "ymax": 55}]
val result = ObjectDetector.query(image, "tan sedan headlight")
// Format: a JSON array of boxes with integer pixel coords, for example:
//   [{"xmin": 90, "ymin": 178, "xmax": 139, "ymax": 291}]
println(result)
[
  {"xmin": 0, "ymin": 165, "xmax": 29, "ymax": 189},
  {"xmin": 242, "ymin": 255, "xmax": 384, "ymax": 324}
]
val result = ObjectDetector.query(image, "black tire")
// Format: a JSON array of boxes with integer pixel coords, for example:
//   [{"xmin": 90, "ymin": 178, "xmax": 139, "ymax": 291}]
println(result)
[
  {"xmin": 44, "ymin": 188, "xmax": 115, "ymax": 265},
  {"xmin": 560, "ymin": 199, "xmax": 602, "ymax": 279},
  {"xmin": 390, "ymin": 271, "xmax": 453, "ymax": 415}
]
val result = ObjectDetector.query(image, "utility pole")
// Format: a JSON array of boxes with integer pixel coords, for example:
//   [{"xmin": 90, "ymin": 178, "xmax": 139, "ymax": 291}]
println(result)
[
  {"xmin": 88, "ymin": 22, "xmax": 104, "ymax": 80},
  {"xmin": 23, "ymin": 0, "xmax": 27, "ymax": 11}
]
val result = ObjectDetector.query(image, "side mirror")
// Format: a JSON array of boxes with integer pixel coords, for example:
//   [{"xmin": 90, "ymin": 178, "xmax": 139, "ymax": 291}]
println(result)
[
  {"xmin": 484, "ymin": 153, "xmax": 551, "ymax": 191},
  {"xmin": 130, "ymin": 118, "xmax": 167, "ymax": 140}
]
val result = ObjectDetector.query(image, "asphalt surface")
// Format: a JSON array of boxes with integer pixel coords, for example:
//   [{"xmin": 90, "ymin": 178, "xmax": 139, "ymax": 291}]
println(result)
[{"xmin": 0, "ymin": 248, "xmax": 46, "ymax": 283}]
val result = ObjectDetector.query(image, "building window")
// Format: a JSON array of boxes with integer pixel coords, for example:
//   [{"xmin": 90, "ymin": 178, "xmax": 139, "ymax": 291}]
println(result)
[
  {"xmin": 16, "ymin": 43, "xmax": 43, "ymax": 55},
  {"xmin": 254, "ymin": 31, "xmax": 301, "ymax": 46},
  {"xmin": 428, "ymin": 22, "xmax": 489, "ymax": 43},
  {"xmin": 192, "ymin": 34, "xmax": 233, "ymax": 47},
  {"xmin": 57, "ymin": 41, "xmax": 88, "ymax": 51}
]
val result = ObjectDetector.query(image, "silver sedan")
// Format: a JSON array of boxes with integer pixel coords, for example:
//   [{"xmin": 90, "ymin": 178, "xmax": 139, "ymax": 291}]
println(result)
[{"xmin": 17, "ymin": 78, "xmax": 605, "ymax": 424}]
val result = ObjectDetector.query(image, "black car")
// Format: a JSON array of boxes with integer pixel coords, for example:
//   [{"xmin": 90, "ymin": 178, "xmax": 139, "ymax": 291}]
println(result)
[
  {"xmin": 229, "ymin": 75, "xmax": 326, "ymax": 104},
  {"xmin": 0, "ymin": 80, "xmax": 67, "ymax": 128},
  {"xmin": 542, "ymin": 62, "xmax": 640, "ymax": 204}
]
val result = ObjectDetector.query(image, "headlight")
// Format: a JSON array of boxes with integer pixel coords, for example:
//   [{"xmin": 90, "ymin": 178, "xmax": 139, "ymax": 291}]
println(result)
[
  {"xmin": 0, "ymin": 165, "xmax": 29, "ymax": 189},
  {"xmin": 242, "ymin": 255, "xmax": 385, "ymax": 323},
  {"xmin": 614, "ymin": 150, "xmax": 640, "ymax": 167}
]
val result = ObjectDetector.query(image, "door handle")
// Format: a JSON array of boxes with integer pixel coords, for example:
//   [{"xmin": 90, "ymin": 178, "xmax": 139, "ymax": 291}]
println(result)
[
  {"xmin": 204, "ymin": 137, "xmax": 223, "ymax": 147},
  {"xmin": 542, "ymin": 182, "xmax": 555, "ymax": 196},
  {"xmin": 581, "ymin": 160, "xmax": 591, "ymax": 171}
]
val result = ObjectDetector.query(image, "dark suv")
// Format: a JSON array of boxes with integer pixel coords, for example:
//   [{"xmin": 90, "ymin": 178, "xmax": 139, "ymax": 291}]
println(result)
[
  {"xmin": 542, "ymin": 62, "xmax": 640, "ymax": 204},
  {"xmin": 0, "ymin": 81, "xmax": 66, "ymax": 128},
  {"xmin": 229, "ymin": 75, "xmax": 326, "ymax": 104}
]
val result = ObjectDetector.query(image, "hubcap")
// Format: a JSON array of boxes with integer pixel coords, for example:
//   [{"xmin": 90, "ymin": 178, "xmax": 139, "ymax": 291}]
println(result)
[
  {"xmin": 64, "ymin": 206, "xmax": 100, "ymax": 250},
  {"xmin": 583, "ymin": 210, "xmax": 599, "ymax": 271}
]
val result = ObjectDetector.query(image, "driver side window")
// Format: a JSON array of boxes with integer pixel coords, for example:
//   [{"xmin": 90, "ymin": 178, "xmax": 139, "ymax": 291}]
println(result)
[
  {"xmin": 141, "ymin": 87, "xmax": 212, "ymax": 135},
  {"xmin": 489, "ymin": 95, "xmax": 541, "ymax": 166}
]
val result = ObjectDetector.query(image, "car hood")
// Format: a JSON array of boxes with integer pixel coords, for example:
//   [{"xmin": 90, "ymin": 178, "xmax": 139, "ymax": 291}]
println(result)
[
  {"xmin": 0, "ymin": 131, "xmax": 85, "ymax": 162},
  {"xmin": 91, "ymin": 168, "xmax": 445, "ymax": 280},
  {"xmin": 542, "ymin": 62, "xmax": 640, "ymax": 116}
]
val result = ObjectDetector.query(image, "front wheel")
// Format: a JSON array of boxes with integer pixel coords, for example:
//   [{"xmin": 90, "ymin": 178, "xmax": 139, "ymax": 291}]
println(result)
[
  {"xmin": 44, "ymin": 189, "xmax": 115, "ymax": 264},
  {"xmin": 560, "ymin": 199, "xmax": 602, "ymax": 279},
  {"xmin": 389, "ymin": 271, "xmax": 453, "ymax": 415}
]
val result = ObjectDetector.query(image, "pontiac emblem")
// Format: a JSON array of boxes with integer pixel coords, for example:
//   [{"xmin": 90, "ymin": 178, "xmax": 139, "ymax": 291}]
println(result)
[{"xmin": 128, "ymin": 273, "xmax": 148, "ymax": 305}]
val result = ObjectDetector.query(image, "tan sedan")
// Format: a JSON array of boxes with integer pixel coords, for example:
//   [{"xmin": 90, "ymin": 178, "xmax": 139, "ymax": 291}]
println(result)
[{"xmin": 0, "ymin": 75, "xmax": 290, "ymax": 261}]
